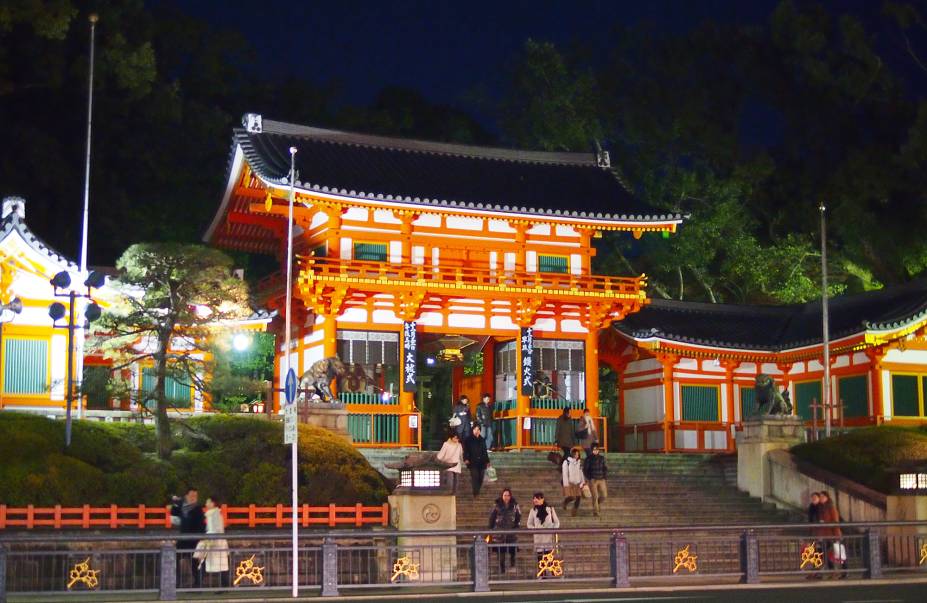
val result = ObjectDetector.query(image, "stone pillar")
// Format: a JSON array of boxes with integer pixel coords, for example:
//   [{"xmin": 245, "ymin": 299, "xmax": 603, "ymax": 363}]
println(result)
[
  {"xmin": 735, "ymin": 416, "xmax": 804, "ymax": 501},
  {"xmin": 388, "ymin": 489, "xmax": 457, "ymax": 581},
  {"xmin": 885, "ymin": 494, "xmax": 927, "ymax": 566}
]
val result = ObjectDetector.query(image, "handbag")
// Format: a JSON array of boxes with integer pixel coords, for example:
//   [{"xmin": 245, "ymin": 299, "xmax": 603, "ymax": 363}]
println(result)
[
  {"xmin": 449, "ymin": 416, "xmax": 462, "ymax": 427},
  {"xmin": 485, "ymin": 466, "xmax": 498, "ymax": 482},
  {"xmin": 830, "ymin": 542, "xmax": 847, "ymax": 562},
  {"xmin": 581, "ymin": 483, "xmax": 592, "ymax": 498},
  {"xmin": 192, "ymin": 540, "xmax": 208, "ymax": 561}
]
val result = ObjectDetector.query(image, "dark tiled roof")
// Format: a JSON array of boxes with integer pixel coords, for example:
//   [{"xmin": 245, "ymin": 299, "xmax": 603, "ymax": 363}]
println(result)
[
  {"xmin": 233, "ymin": 117, "xmax": 679, "ymax": 223},
  {"xmin": 1, "ymin": 198, "xmax": 77, "ymax": 270},
  {"xmin": 616, "ymin": 281, "xmax": 927, "ymax": 351}
]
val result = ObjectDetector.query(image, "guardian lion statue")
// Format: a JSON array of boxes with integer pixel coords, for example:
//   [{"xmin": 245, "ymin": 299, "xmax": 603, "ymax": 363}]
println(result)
[
  {"xmin": 754, "ymin": 373, "xmax": 793, "ymax": 416},
  {"xmin": 298, "ymin": 356, "xmax": 346, "ymax": 404}
]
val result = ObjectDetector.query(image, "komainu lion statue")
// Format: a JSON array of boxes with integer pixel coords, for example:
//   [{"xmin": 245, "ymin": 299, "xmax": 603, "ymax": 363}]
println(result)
[
  {"xmin": 754, "ymin": 373, "xmax": 793, "ymax": 416},
  {"xmin": 298, "ymin": 357, "xmax": 346, "ymax": 403}
]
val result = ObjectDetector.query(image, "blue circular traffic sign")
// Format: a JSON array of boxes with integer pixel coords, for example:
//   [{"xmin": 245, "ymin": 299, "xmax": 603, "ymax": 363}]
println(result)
[{"xmin": 285, "ymin": 368, "xmax": 298, "ymax": 404}]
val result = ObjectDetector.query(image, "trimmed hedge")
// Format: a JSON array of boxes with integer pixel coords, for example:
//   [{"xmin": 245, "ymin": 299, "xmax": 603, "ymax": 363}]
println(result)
[
  {"xmin": 0, "ymin": 413, "xmax": 388, "ymax": 507},
  {"xmin": 791, "ymin": 426, "xmax": 927, "ymax": 493}
]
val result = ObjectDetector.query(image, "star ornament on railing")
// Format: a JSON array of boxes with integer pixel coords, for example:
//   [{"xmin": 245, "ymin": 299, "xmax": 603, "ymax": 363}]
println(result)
[
  {"xmin": 67, "ymin": 557, "xmax": 100, "ymax": 590},
  {"xmin": 919, "ymin": 543, "xmax": 927, "ymax": 566},
  {"xmin": 800, "ymin": 543, "xmax": 823, "ymax": 569},
  {"xmin": 233, "ymin": 555, "xmax": 265, "ymax": 586},
  {"xmin": 672, "ymin": 544, "xmax": 698, "ymax": 574},
  {"xmin": 390, "ymin": 555, "xmax": 420, "ymax": 582},
  {"xmin": 536, "ymin": 549, "xmax": 564, "ymax": 578}
]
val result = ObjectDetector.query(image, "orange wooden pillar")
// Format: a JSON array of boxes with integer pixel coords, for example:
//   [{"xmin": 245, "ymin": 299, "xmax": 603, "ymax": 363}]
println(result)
[
  {"xmin": 585, "ymin": 329, "xmax": 599, "ymax": 415},
  {"xmin": 866, "ymin": 346, "xmax": 885, "ymax": 425},
  {"xmin": 658, "ymin": 353, "xmax": 677, "ymax": 452},
  {"xmin": 722, "ymin": 360, "xmax": 739, "ymax": 451}
]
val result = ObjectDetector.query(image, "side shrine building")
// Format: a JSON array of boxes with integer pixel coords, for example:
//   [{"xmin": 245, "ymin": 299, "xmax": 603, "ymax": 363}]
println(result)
[{"xmin": 204, "ymin": 114, "xmax": 927, "ymax": 452}]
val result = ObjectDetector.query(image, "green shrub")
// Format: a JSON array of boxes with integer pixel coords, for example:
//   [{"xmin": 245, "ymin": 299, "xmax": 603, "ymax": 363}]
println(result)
[
  {"xmin": 0, "ymin": 413, "xmax": 388, "ymax": 507},
  {"xmin": 792, "ymin": 426, "xmax": 927, "ymax": 492}
]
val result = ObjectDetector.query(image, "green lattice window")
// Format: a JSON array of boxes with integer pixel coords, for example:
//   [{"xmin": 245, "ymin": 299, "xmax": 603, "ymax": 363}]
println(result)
[
  {"xmin": 141, "ymin": 367, "xmax": 192, "ymax": 408},
  {"xmin": 354, "ymin": 241, "xmax": 387, "ymax": 262},
  {"xmin": 681, "ymin": 384, "xmax": 719, "ymax": 422},
  {"xmin": 538, "ymin": 254, "xmax": 568, "ymax": 273},
  {"xmin": 3, "ymin": 338, "xmax": 47, "ymax": 394},
  {"xmin": 740, "ymin": 387, "xmax": 756, "ymax": 421},
  {"xmin": 891, "ymin": 374, "xmax": 922, "ymax": 417},
  {"xmin": 795, "ymin": 381, "xmax": 822, "ymax": 421},
  {"xmin": 838, "ymin": 375, "xmax": 868, "ymax": 418}
]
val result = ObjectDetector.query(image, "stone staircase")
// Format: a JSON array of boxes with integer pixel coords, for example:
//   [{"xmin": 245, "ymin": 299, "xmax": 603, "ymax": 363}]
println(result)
[{"xmin": 453, "ymin": 451, "xmax": 797, "ymax": 529}]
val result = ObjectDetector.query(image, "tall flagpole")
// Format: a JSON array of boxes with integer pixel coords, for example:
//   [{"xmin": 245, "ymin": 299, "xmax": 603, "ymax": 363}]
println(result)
[
  {"xmin": 820, "ymin": 202, "xmax": 831, "ymax": 438},
  {"xmin": 79, "ymin": 13, "xmax": 97, "ymax": 274},
  {"xmin": 76, "ymin": 13, "xmax": 98, "ymax": 421},
  {"xmin": 285, "ymin": 146, "xmax": 298, "ymax": 597}
]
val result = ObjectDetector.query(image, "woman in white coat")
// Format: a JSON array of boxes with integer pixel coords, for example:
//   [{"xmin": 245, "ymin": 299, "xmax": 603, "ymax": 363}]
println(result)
[
  {"xmin": 561, "ymin": 447, "xmax": 585, "ymax": 516},
  {"xmin": 526, "ymin": 491, "xmax": 560, "ymax": 568},
  {"xmin": 436, "ymin": 433, "xmax": 464, "ymax": 493},
  {"xmin": 201, "ymin": 497, "xmax": 229, "ymax": 585}
]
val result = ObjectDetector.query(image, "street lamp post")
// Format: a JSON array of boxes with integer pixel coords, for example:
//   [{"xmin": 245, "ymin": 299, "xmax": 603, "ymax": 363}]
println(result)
[{"xmin": 49, "ymin": 270, "xmax": 104, "ymax": 446}]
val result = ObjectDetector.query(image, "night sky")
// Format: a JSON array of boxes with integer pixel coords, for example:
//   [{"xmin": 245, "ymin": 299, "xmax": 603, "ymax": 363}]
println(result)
[{"xmin": 176, "ymin": 0, "xmax": 796, "ymax": 113}]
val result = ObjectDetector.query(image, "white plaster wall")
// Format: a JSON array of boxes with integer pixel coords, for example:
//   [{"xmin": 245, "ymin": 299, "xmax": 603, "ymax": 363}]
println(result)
[
  {"xmin": 833, "ymin": 354, "xmax": 850, "ymax": 368},
  {"xmin": 676, "ymin": 358, "xmax": 698, "ymax": 370},
  {"xmin": 489, "ymin": 251, "xmax": 497, "ymax": 270},
  {"xmin": 528, "ymin": 224, "xmax": 551, "ymax": 236},
  {"xmin": 526, "ymin": 251, "xmax": 537, "ymax": 272},
  {"xmin": 559, "ymin": 319, "xmax": 586, "ymax": 333},
  {"xmin": 412, "ymin": 246, "xmax": 425, "ymax": 264},
  {"xmin": 700, "ymin": 360, "xmax": 725, "ymax": 373},
  {"xmin": 627, "ymin": 358, "xmax": 661, "ymax": 373},
  {"xmin": 488, "ymin": 219, "xmax": 515, "ymax": 233},
  {"xmin": 389, "ymin": 241, "xmax": 402, "ymax": 263},
  {"xmin": 881, "ymin": 369, "xmax": 892, "ymax": 420},
  {"xmin": 706, "ymin": 431, "xmax": 727, "ymax": 450},
  {"xmin": 735, "ymin": 362, "xmax": 758, "ymax": 374},
  {"xmin": 673, "ymin": 381, "xmax": 681, "ymax": 422},
  {"xmin": 761, "ymin": 363, "xmax": 783, "ymax": 375},
  {"xmin": 340, "ymin": 237, "xmax": 352, "ymax": 260},
  {"xmin": 720, "ymin": 386, "xmax": 729, "ymax": 422},
  {"xmin": 418, "ymin": 312, "xmax": 443, "ymax": 327},
  {"xmin": 675, "ymin": 430, "xmax": 697, "ymax": 449},
  {"xmin": 414, "ymin": 214, "xmax": 441, "ymax": 228},
  {"xmin": 646, "ymin": 430, "xmax": 664, "ymax": 450},
  {"xmin": 448, "ymin": 314, "xmax": 485, "ymax": 329},
  {"xmin": 303, "ymin": 327, "xmax": 324, "ymax": 345},
  {"xmin": 808, "ymin": 360, "xmax": 824, "ymax": 372},
  {"xmin": 372, "ymin": 309, "xmax": 401, "ymax": 325},
  {"xmin": 374, "ymin": 209, "xmax": 401, "ymax": 224},
  {"xmin": 446, "ymin": 216, "xmax": 482, "ymax": 230},
  {"xmin": 310, "ymin": 211, "xmax": 328, "ymax": 229},
  {"xmin": 852, "ymin": 352, "xmax": 869, "ymax": 365},
  {"xmin": 556, "ymin": 225, "xmax": 578, "ymax": 237},
  {"xmin": 490, "ymin": 315, "xmax": 517, "ymax": 331},
  {"xmin": 303, "ymin": 345, "xmax": 324, "ymax": 372},
  {"xmin": 50, "ymin": 334, "xmax": 66, "ymax": 400},
  {"xmin": 338, "ymin": 308, "xmax": 367, "ymax": 323},
  {"xmin": 624, "ymin": 386, "xmax": 663, "ymax": 423},
  {"xmin": 503, "ymin": 253, "xmax": 515, "ymax": 272},
  {"xmin": 431, "ymin": 248, "xmax": 440, "ymax": 270},
  {"xmin": 884, "ymin": 348, "xmax": 927, "ymax": 364},
  {"xmin": 342, "ymin": 207, "xmax": 368, "ymax": 221},
  {"xmin": 533, "ymin": 317, "xmax": 556, "ymax": 332},
  {"xmin": 570, "ymin": 253, "xmax": 582, "ymax": 275}
]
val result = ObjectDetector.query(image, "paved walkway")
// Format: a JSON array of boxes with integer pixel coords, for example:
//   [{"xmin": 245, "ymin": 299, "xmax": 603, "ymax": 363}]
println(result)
[{"xmin": 8, "ymin": 576, "xmax": 927, "ymax": 602}]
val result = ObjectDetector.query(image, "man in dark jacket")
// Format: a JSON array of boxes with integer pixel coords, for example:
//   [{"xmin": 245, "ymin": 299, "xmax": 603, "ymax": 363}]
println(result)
[
  {"xmin": 171, "ymin": 489, "xmax": 206, "ymax": 587},
  {"xmin": 488, "ymin": 488, "xmax": 521, "ymax": 573},
  {"xmin": 463, "ymin": 424, "xmax": 490, "ymax": 498},
  {"xmin": 452, "ymin": 396, "xmax": 472, "ymax": 441},
  {"xmin": 476, "ymin": 393, "xmax": 493, "ymax": 450},
  {"xmin": 582, "ymin": 444, "xmax": 608, "ymax": 516},
  {"xmin": 554, "ymin": 408, "xmax": 574, "ymax": 461}
]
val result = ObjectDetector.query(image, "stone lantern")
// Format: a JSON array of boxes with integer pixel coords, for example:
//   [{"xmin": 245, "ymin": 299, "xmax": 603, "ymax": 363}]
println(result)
[
  {"xmin": 885, "ymin": 461, "xmax": 927, "ymax": 566},
  {"xmin": 386, "ymin": 452, "xmax": 457, "ymax": 581}
]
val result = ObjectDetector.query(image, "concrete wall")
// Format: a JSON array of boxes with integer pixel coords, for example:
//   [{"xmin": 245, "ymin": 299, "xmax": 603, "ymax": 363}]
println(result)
[{"xmin": 765, "ymin": 449, "xmax": 886, "ymax": 522}]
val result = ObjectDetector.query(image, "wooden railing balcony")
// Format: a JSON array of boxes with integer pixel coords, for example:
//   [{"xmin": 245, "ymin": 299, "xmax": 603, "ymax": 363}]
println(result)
[{"xmin": 298, "ymin": 257, "xmax": 646, "ymax": 303}]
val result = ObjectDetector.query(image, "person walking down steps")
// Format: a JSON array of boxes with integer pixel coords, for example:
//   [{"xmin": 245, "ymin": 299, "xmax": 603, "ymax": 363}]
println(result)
[
  {"xmin": 582, "ymin": 443, "xmax": 608, "ymax": 517},
  {"xmin": 489, "ymin": 488, "xmax": 521, "ymax": 574},
  {"xmin": 561, "ymin": 447, "xmax": 585, "ymax": 516},
  {"xmin": 463, "ymin": 424, "xmax": 490, "ymax": 498},
  {"xmin": 526, "ymin": 491, "xmax": 560, "ymax": 573},
  {"xmin": 437, "ymin": 432, "xmax": 464, "ymax": 494}
]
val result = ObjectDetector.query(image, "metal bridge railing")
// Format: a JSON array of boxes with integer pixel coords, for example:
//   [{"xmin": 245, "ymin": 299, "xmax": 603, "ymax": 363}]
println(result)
[{"xmin": 1, "ymin": 521, "xmax": 926, "ymax": 599}]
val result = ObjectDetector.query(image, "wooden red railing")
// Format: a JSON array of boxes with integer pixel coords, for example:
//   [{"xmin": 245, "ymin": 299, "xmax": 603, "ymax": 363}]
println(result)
[{"xmin": 0, "ymin": 503, "xmax": 389, "ymax": 530}]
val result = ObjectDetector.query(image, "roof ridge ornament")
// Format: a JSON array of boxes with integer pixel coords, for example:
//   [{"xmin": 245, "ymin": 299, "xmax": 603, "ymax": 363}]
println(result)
[{"xmin": 243, "ymin": 113, "xmax": 263, "ymax": 134}]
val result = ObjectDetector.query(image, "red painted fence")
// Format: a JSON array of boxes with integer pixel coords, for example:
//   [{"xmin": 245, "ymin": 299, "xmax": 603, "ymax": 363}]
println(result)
[{"xmin": 0, "ymin": 503, "xmax": 389, "ymax": 530}]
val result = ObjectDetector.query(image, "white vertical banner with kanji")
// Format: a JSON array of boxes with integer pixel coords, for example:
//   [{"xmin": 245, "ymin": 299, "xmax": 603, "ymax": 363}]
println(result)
[
  {"xmin": 402, "ymin": 321, "xmax": 417, "ymax": 392},
  {"xmin": 520, "ymin": 327, "xmax": 534, "ymax": 396}
]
